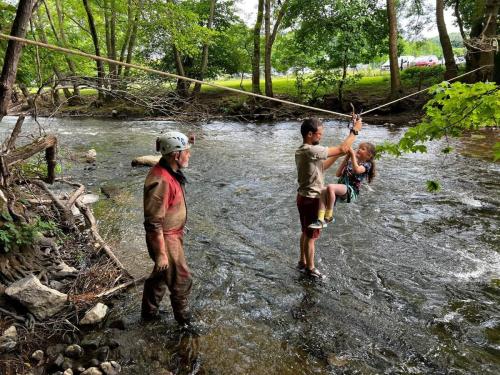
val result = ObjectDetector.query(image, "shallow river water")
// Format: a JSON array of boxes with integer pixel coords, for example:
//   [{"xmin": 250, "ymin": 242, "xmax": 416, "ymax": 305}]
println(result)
[{"xmin": 2, "ymin": 116, "xmax": 499, "ymax": 374}]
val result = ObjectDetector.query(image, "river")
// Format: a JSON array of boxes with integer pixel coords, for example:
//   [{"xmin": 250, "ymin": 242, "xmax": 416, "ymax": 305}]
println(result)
[{"xmin": 2, "ymin": 116, "xmax": 499, "ymax": 374}]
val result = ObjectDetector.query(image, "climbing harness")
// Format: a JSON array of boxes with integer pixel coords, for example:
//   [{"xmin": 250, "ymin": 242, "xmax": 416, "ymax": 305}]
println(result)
[
  {"xmin": 337, "ymin": 174, "xmax": 357, "ymax": 204},
  {"xmin": 0, "ymin": 33, "xmax": 493, "ymax": 121}
]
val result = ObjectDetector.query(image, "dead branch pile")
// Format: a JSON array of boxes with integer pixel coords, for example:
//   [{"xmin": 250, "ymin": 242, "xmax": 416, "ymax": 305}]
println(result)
[{"xmin": 0, "ymin": 116, "xmax": 135, "ymax": 373}]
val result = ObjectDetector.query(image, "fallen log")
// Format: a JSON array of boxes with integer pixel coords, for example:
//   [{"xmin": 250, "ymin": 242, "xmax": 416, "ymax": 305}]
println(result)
[
  {"xmin": 131, "ymin": 155, "xmax": 160, "ymax": 167},
  {"xmin": 5, "ymin": 134, "xmax": 57, "ymax": 183},
  {"xmin": 96, "ymin": 276, "xmax": 146, "ymax": 298}
]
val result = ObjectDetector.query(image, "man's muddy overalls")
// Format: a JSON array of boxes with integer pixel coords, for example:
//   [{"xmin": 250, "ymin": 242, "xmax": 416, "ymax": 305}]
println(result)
[{"xmin": 141, "ymin": 158, "xmax": 192, "ymax": 324}]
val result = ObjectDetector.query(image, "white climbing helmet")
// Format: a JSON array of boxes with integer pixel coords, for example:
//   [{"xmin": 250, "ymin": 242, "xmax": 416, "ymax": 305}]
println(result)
[{"xmin": 156, "ymin": 131, "xmax": 191, "ymax": 156}]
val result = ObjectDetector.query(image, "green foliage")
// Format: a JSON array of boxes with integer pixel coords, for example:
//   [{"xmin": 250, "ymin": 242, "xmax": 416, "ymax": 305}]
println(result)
[
  {"xmin": 21, "ymin": 156, "xmax": 62, "ymax": 179},
  {"xmin": 426, "ymin": 180, "xmax": 441, "ymax": 193},
  {"xmin": 493, "ymin": 142, "xmax": 500, "ymax": 162},
  {"xmin": 402, "ymin": 38, "xmax": 444, "ymax": 59},
  {"xmin": 378, "ymin": 82, "xmax": 500, "ymax": 159},
  {"xmin": 401, "ymin": 65, "xmax": 445, "ymax": 81},
  {"xmin": 308, "ymin": 68, "xmax": 362, "ymax": 101},
  {"xmin": 0, "ymin": 212, "xmax": 63, "ymax": 253}
]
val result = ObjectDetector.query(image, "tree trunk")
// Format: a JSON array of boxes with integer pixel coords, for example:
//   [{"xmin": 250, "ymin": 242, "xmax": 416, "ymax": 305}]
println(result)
[
  {"xmin": 104, "ymin": 0, "xmax": 118, "ymax": 90},
  {"xmin": 82, "ymin": 0, "xmax": 106, "ymax": 101},
  {"xmin": 123, "ymin": 1, "xmax": 142, "ymax": 77},
  {"xmin": 0, "ymin": 0, "xmax": 38, "ymax": 121},
  {"xmin": 252, "ymin": 0, "xmax": 264, "ymax": 94},
  {"xmin": 118, "ymin": 0, "xmax": 133, "ymax": 77},
  {"xmin": 338, "ymin": 53, "xmax": 348, "ymax": 106},
  {"xmin": 436, "ymin": 0, "xmax": 458, "ymax": 80},
  {"xmin": 264, "ymin": 0, "xmax": 272, "ymax": 97},
  {"xmin": 467, "ymin": 0, "xmax": 498, "ymax": 82},
  {"xmin": 264, "ymin": 0, "xmax": 289, "ymax": 98},
  {"xmin": 193, "ymin": 0, "xmax": 217, "ymax": 95},
  {"xmin": 386, "ymin": 0, "xmax": 402, "ymax": 98},
  {"xmin": 34, "ymin": 9, "xmax": 73, "ymax": 99},
  {"xmin": 54, "ymin": 0, "xmax": 81, "ymax": 99}
]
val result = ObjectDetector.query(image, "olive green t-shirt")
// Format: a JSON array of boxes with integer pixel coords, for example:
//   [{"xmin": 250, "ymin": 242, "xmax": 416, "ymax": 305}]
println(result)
[{"xmin": 295, "ymin": 143, "xmax": 328, "ymax": 198}]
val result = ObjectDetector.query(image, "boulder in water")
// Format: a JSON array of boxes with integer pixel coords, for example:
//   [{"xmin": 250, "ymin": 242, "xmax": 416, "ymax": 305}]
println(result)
[
  {"xmin": 131, "ymin": 155, "xmax": 161, "ymax": 167},
  {"xmin": 80, "ymin": 303, "xmax": 108, "ymax": 325},
  {"xmin": 86, "ymin": 149, "xmax": 97, "ymax": 163}
]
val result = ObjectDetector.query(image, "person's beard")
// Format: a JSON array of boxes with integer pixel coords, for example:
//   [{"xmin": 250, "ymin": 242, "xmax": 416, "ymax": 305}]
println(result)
[{"xmin": 312, "ymin": 141, "xmax": 319, "ymax": 145}]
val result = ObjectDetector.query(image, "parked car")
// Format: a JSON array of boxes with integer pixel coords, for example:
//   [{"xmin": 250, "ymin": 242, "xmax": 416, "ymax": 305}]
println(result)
[
  {"xmin": 414, "ymin": 55, "xmax": 439, "ymax": 67},
  {"xmin": 381, "ymin": 56, "xmax": 415, "ymax": 70}
]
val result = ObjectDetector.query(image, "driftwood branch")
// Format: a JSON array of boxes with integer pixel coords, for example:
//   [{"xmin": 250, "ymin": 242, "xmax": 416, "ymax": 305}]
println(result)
[
  {"xmin": 66, "ymin": 183, "xmax": 85, "ymax": 209},
  {"xmin": 5, "ymin": 134, "xmax": 57, "ymax": 183},
  {"xmin": 32, "ymin": 179, "xmax": 74, "ymax": 229},
  {"xmin": 2, "ymin": 115, "xmax": 25, "ymax": 152},
  {"xmin": 0, "ymin": 306, "xmax": 26, "ymax": 322},
  {"xmin": 75, "ymin": 200, "xmax": 129, "ymax": 276},
  {"xmin": 96, "ymin": 276, "xmax": 145, "ymax": 298}
]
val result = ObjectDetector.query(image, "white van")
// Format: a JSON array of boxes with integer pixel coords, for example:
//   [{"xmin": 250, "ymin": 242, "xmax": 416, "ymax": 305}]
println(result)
[{"xmin": 381, "ymin": 56, "xmax": 415, "ymax": 70}]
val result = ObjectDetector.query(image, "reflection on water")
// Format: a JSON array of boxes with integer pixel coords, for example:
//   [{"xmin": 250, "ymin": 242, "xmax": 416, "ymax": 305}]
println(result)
[{"xmin": 1, "ymin": 117, "xmax": 499, "ymax": 374}]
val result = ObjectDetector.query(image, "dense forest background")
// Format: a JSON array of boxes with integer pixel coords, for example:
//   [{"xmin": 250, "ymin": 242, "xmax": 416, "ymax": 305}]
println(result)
[{"xmin": 0, "ymin": 0, "xmax": 497, "ymax": 104}]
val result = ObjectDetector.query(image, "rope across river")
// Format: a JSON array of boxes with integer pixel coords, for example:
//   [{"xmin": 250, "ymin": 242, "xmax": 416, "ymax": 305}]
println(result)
[{"xmin": 0, "ymin": 33, "xmax": 492, "ymax": 121}]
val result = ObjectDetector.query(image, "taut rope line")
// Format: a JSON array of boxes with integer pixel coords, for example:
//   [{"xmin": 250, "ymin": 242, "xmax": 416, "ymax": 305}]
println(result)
[
  {"xmin": 0, "ymin": 33, "xmax": 351, "ymax": 118},
  {"xmin": 0, "ymin": 33, "xmax": 493, "ymax": 120},
  {"xmin": 361, "ymin": 65, "xmax": 493, "ymax": 116}
]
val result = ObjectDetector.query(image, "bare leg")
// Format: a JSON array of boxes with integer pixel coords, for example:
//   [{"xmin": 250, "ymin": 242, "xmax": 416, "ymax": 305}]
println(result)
[
  {"xmin": 300, "ymin": 233, "xmax": 307, "ymax": 265},
  {"xmin": 304, "ymin": 235, "xmax": 316, "ymax": 270},
  {"xmin": 326, "ymin": 183, "xmax": 348, "ymax": 210},
  {"xmin": 318, "ymin": 188, "xmax": 327, "ymax": 212}
]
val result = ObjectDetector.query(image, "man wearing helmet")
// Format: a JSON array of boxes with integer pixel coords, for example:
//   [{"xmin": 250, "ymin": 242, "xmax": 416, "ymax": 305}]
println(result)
[{"xmin": 141, "ymin": 131, "xmax": 194, "ymax": 325}]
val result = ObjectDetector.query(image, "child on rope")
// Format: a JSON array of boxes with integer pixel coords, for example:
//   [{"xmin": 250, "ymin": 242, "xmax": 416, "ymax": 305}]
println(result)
[{"xmin": 308, "ymin": 142, "xmax": 376, "ymax": 229}]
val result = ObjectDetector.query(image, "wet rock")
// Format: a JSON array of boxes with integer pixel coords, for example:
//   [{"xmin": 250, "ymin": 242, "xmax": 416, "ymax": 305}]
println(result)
[
  {"xmin": 78, "ymin": 194, "xmax": 100, "ymax": 205},
  {"xmin": 49, "ymin": 280, "xmax": 65, "ymax": 291},
  {"xmin": 76, "ymin": 367, "xmax": 86, "ymax": 374},
  {"xmin": 5, "ymin": 274, "xmax": 68, "ymax": 319},
  {"xmin": 90, "ymin": 358, "xmax": 100, "ymax": 367},
  {"xmin": 53, "ymin": 353, "xmax": 65, "ymax": 368},
  {"xmin": 100, "ymin": 185, "xmax": 121, "ymax": 199},
  {"xmin": 0, "ymin": 326, "xmax": 17, "ymax": 353},
  {"xmin": 108, "ymin": 318, "xmax": 127, "ymax": 330},
  {"xmin": 81, "ymin": 368, "xmax": 103, "ymax": 375},
  {"xmin": 81, "ymin": 336, "xmax": 101, "ymax": 350},
  {"xmin": 80, "ymin": 303, "xmax": 108, "ymax": 325},
  {"xmin": 131, "ymin": 155, "xmax": 161, "ymax": 167},
  {"xmin": 100, "ymin": 361, "xmax": 121, "ymax": 375},
  {"xmin": 61, "ymin": 357, "xmax": 73, "ymax": 370},
  {"xmin": 55, "ymin": 262, "xmax": 78, "ymax": 278},
  {"xmin": 63, "ymin": 369, "xmax": 74, "ymax": 375},
  {"xmin": 96, "ymin": 346, "xmax": 109, "ymax": 362},
  {"xmin": 32, "ymin": 349, "xmax": 44, "ymax": 362},
  {"xmin": 3, "ymin": 325, "xmax": 17, "ymax": 339},
  {"xmin": 37, "ymin": 236, "xmax": 57, "ymax": 250},
  {"xmin": 101, "ymin": 336, "xmax": 120, "ymax": 349},
  {"xmin": 86, "ymin": 149, "xmax": 97, "ymax": 163},
  {"xmin": 65, "ymin": 344, "xmax": 84, "ymax": 359}
]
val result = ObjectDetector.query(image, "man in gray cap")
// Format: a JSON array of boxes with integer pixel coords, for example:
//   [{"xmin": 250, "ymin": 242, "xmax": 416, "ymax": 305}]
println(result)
[{"xmin": 141, "ymin": 131, "xmax": 194, "ymax": 326}]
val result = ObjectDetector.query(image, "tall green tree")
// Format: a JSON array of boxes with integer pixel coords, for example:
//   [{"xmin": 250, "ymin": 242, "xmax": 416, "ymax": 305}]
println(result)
[
  {"xmin": 0, "ymin": 0, "xmax": 38, "ymax": 121},
  {"xmin": 387, "ymin": 0, "xmax": 402, "ymax": 98},
  {"xmin": 264, "ymin": 0, "xmax": 289, "ymax": 97},
  {"xmin": 252, "ymin": 0, "xmax": 264, "ymax": 94},
  {"xmin": 437, "ymin": 0, "xmax": 458, "ymax": 79},
  {"xmin": 284, "ymin": 0, "xmax": 387, "ymax": 104}
]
